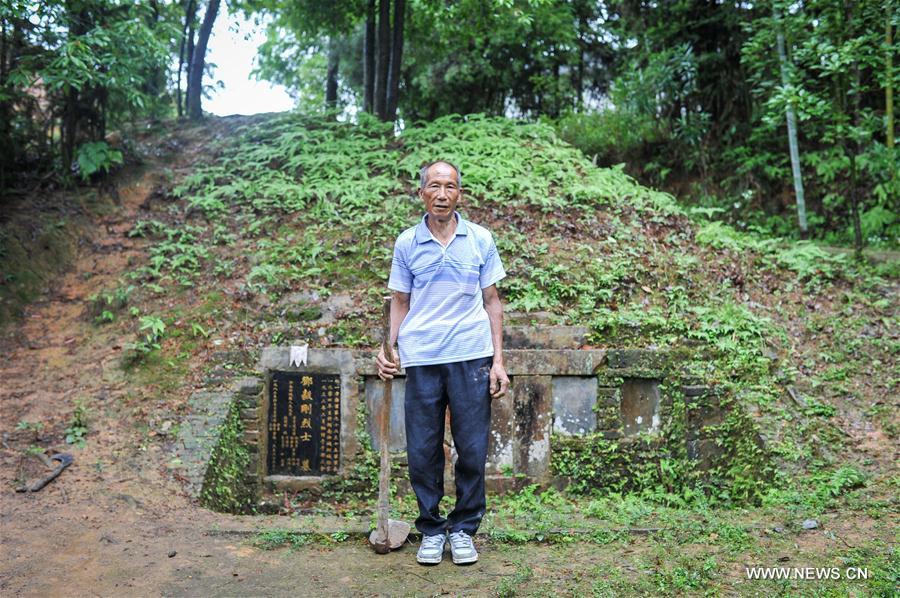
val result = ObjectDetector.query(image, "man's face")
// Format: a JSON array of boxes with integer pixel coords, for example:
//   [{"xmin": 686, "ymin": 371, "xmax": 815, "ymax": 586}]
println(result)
[{"xmin": 419, "ymin": 162, "xmax": 461, "ymax": 223}]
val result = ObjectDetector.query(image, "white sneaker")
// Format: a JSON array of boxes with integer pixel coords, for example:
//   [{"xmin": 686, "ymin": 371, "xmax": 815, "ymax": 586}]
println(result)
[
  {"xmin": 448, "ymin": 531, "xmax": 478, "ymax": 564},
  {"xmin": 416, "ymin": 533, "xmax": 446, "ymax": 565}
]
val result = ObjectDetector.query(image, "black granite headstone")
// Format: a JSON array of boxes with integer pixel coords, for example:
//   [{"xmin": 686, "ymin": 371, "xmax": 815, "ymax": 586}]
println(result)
[{"xmin": 267, "ymin": 371, "xmax": 341, "ymax": 476}]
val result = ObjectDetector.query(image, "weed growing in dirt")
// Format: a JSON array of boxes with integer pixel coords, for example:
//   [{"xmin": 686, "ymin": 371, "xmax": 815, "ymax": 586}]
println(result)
[
  {"xmin": 65, "ymin": 399, "xmax": 89, "ymax": 447},
  {"xmin": 88, "ymin": 284, "xmax": 134, "ymax": 324},
  {"xmin": 123, "ymin": 315, "xmax": 166, "ymax": 365},
  {"xmin": 495, "ymin": 562, "xmax": 534, "ymax": 597},
  {"xmin": 15, "ymin": 420, "xmax": 44, "ymax": 442},
  {"xmin": 252, "ymin": 530, "xmax": 314, "ymax": 550}
]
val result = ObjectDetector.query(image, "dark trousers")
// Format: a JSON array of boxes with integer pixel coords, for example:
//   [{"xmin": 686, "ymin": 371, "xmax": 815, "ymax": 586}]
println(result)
[{"xmin": 404, "ymin": 356, "xmax": 493, "ymax": 536}]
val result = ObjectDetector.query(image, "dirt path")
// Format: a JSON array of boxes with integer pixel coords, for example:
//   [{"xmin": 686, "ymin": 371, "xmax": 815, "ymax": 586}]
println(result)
[{"xmin": 0, "ymin": 120, "xmax": 261, "ymax": 596}]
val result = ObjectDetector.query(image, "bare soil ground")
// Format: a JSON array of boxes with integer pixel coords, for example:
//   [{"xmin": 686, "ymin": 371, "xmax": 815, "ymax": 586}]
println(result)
[{"xmin": 1, "ymin": 117, "xmax": 896, "ymax": 597}]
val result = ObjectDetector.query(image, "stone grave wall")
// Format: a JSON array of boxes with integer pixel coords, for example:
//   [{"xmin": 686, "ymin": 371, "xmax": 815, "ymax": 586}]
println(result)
[{"xmin": 187, "ymin": 326, "xmax": 747, "ymax": 511}]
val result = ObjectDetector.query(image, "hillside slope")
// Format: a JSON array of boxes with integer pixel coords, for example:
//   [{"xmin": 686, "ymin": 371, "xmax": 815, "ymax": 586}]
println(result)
[{"xmin": 149, "ymin": 112, "xmax": 897, "ymax": 483}]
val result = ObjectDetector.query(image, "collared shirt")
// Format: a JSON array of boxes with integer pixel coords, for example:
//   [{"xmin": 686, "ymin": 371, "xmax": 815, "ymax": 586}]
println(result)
[{"xmin": 388, "ymin": 211, "xmax": 506, "ymax": 368}]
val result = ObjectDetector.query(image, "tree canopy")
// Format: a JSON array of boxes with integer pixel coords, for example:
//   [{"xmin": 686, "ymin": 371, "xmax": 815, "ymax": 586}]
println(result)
[{"xmin": 2, "ymin": 0, "xmax": 896, "ymax": 247}]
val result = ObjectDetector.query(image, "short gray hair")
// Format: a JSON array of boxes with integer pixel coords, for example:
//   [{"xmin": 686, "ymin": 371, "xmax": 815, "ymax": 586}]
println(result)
[{"xmin": 419, "ymin": 160, "xmax": 461, "ymax": 188}]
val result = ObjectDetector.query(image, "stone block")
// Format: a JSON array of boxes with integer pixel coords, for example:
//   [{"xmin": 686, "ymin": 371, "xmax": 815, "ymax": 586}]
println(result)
[
  {"xmin": 595, "ymin": 406, "xmax": 621, "ymax": 431},
  {"xmin": 351, "ymin": 348, "xmax": 605, "ymax": 377},
  {"xmin": 243, "ymin": 430, "xmax": 259, "ymax": 444},
  {"xmin": 504, "ymin": 350, "xmax": 606, "ymax": 376},
  {"xmin": 486, "ymin": 392, "xmax": 514, "ymax": 475},
  {"xmin": 511, "ymin": 375, "xmax": 552, "ymax": 483},
  {"xmin": 485, "ymin": 475, "xmax": 529, "ymax": 494},
  {"xmin": 551, "ymin": 376, "xmax": 598, "ymax": 436},
  {"xmin": 605, "ymin": 349, "xmax": 667, "ymax": 375},
  {"xmin": 259, "ymin": 347, "xmax": 356, "ymax": 373},
  {"xmin": 503, "ymin": 326, "xmax": 589, "ymax": 349},
  {"xmin": 265, "ymin": 475, "xmax": 325, "ymax": 493},
  {"xmin": 685, "ymin": 394, "xmax": 726, "ymax": 436},
  {"xmin": 682, "ymin": 385, "xmax": 711, "ymax": 398},
  {"xmin": 686, "ymin": 438, "xmax": 723, "ymax": 470},
  {"xmin": 620, "ymin": 378, "xmax": 662, "ymax": 436},
  {"xmin": 597, "ymin": 386, "xmax": 620, "ymax": 408},
  {"xmin": 236, "ymin": 377, "xmax": 263, "ymax": 396},
  {"xmin": 240, "ymin": 408, "xmax": 258, "ymax": 421},
  {"xmin": 365, "ymin": 376, "xmax": 407, "ymax": 453}
]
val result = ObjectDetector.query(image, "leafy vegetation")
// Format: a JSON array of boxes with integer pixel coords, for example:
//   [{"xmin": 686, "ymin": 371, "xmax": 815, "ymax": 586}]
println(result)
[
  {"xmin": 65, "ymin": 399, "xmax": 90, "ymax": 448},
  {"xmin": 123, "ymin": 315, "xmax": 167, "ymax": 366},
  {"xmin": 75, "ymin": 141, "xmax": 124, "ymax": 180},
  {"xmin": 200, "ymin": 395, "xmax": 254, "ymax": 513}
]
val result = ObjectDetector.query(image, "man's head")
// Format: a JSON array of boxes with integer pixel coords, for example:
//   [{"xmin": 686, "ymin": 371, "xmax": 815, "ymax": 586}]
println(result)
[{"xmin": 418, "ymin": 160, "xmax": 462, "ymax": 224}]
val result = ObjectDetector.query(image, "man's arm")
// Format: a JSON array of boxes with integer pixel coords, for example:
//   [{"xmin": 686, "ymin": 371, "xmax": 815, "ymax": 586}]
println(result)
[
  {"xmin": 388, "ymin": 291, "xmax": 410, "ymax": 347},
  {"xmin": 482, "ymin": 284, "xmax": 509, "ymax": 399},
  {"xmin": 376, "ymin": 291, "xmax": 409, "ymax": 380}
]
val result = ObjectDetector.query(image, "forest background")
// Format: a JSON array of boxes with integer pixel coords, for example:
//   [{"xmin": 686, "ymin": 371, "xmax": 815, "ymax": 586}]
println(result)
[{"xmin": 2, "ymin": 0, "xmax": 897, "ymax": 249}]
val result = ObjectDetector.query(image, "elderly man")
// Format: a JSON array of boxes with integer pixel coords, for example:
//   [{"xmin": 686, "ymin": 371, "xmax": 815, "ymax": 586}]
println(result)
[{"xmin": 376, "ymin": 160, "xmax": 509, "ymax": 566}]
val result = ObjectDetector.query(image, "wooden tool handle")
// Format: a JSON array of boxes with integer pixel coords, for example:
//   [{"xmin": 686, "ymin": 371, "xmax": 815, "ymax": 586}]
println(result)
[
  {"xmin": 374, "ymin": 296, "xmax": 392, "ymax": 552},
  {"xmin": 381, "ymin": 296, "xmax": 393, "ymax": 362}
]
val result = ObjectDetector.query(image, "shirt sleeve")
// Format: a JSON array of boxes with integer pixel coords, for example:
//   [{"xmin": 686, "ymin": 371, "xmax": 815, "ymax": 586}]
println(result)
[
  {"xmin": 480, "ymin": 234, "xmax": 506, "ymax": 289},
  {"xmin": 387, "ymin": 237, "xmax": 412, "ymax": 293}
]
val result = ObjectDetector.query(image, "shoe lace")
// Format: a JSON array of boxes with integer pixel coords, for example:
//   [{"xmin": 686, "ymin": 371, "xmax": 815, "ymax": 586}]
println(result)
[
  {"xmin": 449, "ymin": 531, "xmax": 472, "ymax": 548},
  {"xmin": 422, "ymin": 534, "xmax": 445, "ymax": 549}
]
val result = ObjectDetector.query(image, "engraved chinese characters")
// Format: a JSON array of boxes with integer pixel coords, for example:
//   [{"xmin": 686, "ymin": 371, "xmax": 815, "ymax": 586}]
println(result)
[{"xmin": 267, "ymin": 372, "xmax": 341, "ymax": 475}]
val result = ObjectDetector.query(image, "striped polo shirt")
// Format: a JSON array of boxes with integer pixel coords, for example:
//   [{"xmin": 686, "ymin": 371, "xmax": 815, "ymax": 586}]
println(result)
[{"xmin": 388, "ymin": 212, "xmax": 506, "ymax": 368}]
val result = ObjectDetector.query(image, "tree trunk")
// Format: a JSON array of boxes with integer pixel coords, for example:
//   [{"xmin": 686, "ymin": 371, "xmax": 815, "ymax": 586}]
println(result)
[
  {"xmin": 144, "ymin": 0, "xmax": 164, "ymax": 99},
  {"xmin": 849, "ymin": 63, "xmax": 864, "ymax": 255},
  {"xmin": 887, "ymin": 1, "xmax": 895, "ymax": 148},
  {"xmin": 177, "ymin": 0, "xmax": 197, "ymax": 118},
  {"xmin": 186, "ymin": 22, "xmax": 196, "ymax": 111},
  {"xmin": 374, "ymin": 0, "xmax": 390, "ymax": 120},
  {"xmin": 326, "ymin": 37, "xmax": 340, "ymax": 113},
  {"xmin": 1, "ymin": 18, "xmax": 10, "ymax": 189},
  {"xmin": 61, "ymin": 3, "xmax": 91, "ymax": 173},
  {"xmin": 385, "ymin": 0, "xmax": 405, "ymax": 122},
  {"xmin": 575, "ymin": 27, "xmax": 585, "ymax": 110},
  {"xmin": 62, "ymin": 86, "xmax": 79, "ymax": 173},
  {"xmin": 1, "ymin": 19, "xmax": 10, "ymax": 134},
  {"xmin": 364, "ymin": 0, "xmax": 375, "ymax": 113},
  {"xmin": 774, "ymin": 6, "xmax": 808, "ymax": 237},
  {"xmin": 187, "ymin": 0, "xmax": 220, "ymax": 120},
  {"xmin": 1, "ymin": 18, "xmax": 7, "ymax": 87}
]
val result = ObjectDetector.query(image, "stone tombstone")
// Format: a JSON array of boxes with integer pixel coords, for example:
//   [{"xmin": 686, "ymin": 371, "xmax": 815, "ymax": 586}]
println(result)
[
  {"xmin": 258, "ymin": 347, "xmax": 360, "ymax": 490},
  {"xmin": 620, "ymin": 378, "xmax": 662, "ymax": 436},
  {"xmin": 267, "ymin": 371, "xmax": 341, "ymax": 476},
  {"xmin": 551, "ymin": 376, "xmax": 598, "ymax": 435},
  {"xmin": 511, "ymin": 375, "xmax": 553, "ymax": 483}
]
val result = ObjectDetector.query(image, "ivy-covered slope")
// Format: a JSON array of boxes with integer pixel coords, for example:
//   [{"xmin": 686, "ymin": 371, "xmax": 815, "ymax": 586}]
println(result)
[{"xmin": 115, "ymin": 112, "xmax": 896, "ymax": 500}]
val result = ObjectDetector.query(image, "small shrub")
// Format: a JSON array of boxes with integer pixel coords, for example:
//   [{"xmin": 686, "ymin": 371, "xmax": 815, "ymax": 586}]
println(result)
[
  {"xmin": 65, "ymin": 399, "xmax": 89, "ymax": 447},
  {"xmin": 75, "ymin": 141, "xmax": 123, "ymax": 180}
]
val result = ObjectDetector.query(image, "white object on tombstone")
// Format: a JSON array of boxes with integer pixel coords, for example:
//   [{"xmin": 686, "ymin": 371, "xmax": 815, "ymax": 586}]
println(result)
[{"xmin": 290, "ymin": 344, "xmax": 308, "ymax": 367}]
